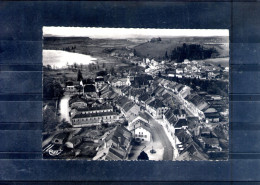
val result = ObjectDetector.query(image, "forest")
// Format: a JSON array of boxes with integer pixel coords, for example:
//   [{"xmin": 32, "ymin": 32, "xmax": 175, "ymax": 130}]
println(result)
[{"xmin": 168, "ymin": 43, "xmax": 218, "ymax": 62}]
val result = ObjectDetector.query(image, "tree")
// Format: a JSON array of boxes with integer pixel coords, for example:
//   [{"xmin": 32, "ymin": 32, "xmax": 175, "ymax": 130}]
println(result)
[
  {"xmin": 88, "ymin": 64, "xmax": 92, "ymax": 71},
  {"xmin": 47, "ymin": 65, "xmax": 52, "ymax": 70},
  {"xmin": 110, "ymin": 67, "xmax": 115, "ymax": 75},
  {"xmin": 133, "ymin": 49, "xmax": 137, "ymax": 56},
  {"xmin": 158, "ymin": 71, "xmax": 162, "ymax": 77},
  {"xmin": 164, "ymin": 51, "xmax": 168, "ymax": 60},
  {"xmin": 138, "ymin": 151, "xmax": 149, "ymax": 160},
  {"xmin": 43, "ymin": 79, "xmax": 64, "ymax": 100},
  {"xmin": 73, "ymin": 62, "xmax": 78, "ymax": 69},
  {"xmin": 77, "ymin": 70, "xmax": 83, "ymax": 81}
]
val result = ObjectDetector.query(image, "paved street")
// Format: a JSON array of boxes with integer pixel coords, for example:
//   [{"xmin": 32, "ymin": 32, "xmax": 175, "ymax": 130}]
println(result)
[{"xmin": 144, "ymin": 112, "xmax": 173, "ymax": 160}]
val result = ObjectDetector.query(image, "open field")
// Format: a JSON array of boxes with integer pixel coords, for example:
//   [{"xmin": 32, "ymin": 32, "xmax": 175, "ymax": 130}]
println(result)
[
  {"xmin": 134, "ymin": 37, "xmax": 229, "ymax": 60},
  {"xmin": 203, "ymin": 57, "xmax": 229, "ymax": 68}
]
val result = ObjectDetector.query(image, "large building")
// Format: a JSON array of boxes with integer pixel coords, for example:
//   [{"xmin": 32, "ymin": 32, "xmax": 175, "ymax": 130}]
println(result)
[
  {"xmin": 70, "ymin": 105, "xmax": 113, "ymax": 118},
  {"xmin": 71, "ymin": 111, "xmax": 119, "ymax": 127}
]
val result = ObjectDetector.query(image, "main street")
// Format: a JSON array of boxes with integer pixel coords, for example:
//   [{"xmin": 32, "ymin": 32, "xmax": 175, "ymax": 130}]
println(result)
[{"xmin": 144, "ymin": 112, "xmax": 173, "ymax": 160}]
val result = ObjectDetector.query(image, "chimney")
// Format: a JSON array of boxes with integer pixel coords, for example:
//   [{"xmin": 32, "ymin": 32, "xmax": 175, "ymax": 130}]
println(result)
[{"xmin": 118, "ymin": 137, "xmax": 121, "ymax": 148}]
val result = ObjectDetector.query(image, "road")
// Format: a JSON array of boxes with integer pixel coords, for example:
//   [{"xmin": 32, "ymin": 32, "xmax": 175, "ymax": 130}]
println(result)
[
  {"xmin": 59, "ymin": 94, "xmax": 71, "ymax": 123},
  {"xmin": 144, "ymin": 112, "xmax": 173, "ymax": 160}
]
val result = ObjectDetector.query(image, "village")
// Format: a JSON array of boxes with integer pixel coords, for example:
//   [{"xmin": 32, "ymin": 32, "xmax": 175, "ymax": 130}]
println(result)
[{"xmin": 42, "ymin": 49, "xmax": 229, "ymax": 161}]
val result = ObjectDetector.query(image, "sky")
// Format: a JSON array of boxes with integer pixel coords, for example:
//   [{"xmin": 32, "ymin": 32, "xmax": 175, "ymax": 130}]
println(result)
[{"xmin": 43, "ymin": 27, "xmax": 229, "ymax": 39}]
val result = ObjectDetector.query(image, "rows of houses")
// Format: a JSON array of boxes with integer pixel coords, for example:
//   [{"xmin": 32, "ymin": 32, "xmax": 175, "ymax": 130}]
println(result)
[{"xmin": 93, "ymin": 126, "xmax": 132, "ymax": 160}]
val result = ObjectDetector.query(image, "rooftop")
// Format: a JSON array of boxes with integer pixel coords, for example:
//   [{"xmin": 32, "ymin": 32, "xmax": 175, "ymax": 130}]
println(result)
[
  {"xmin": 76, "ymin": 105, "xmax": 113, "ymax": 112},
  {"xmin": 148, "ymin": 99, "xmax": 165, "ymax": 109},
  {"xmin": 72, "ymin": 111, "xmax": 118, "ymax": 119}
]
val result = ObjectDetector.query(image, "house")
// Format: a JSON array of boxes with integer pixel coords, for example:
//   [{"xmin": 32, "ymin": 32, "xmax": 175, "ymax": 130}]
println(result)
[
  {"xmin": 147, "ymin": 99, "xmax": 168, "ymax": 119},
  {"xmin": 176, "ymin": 68, "xmax": 183, "ymax": 74},
  {"xmin": 115, "ymin": 96, "xmax": 140, "ymax": 117},
  {"xmin": 153, "ymin": 86, "xmax": 165, "ymax": 97},
  {"xmin": 161, "ymin": 93, "xmax": 172, "ymax": 106},
  {"xmin": 174, "ymin": 108, "xmax": 186, "ymax": 120},
  {"xmin": 128, "ymin": 112, "xmax": 149, "ymax": 126},
  {"xmin": 167, "ymin": 71, "xmax": 175, "ymax": 77},
  {"xmin": 93, "ymin": 126, "xmax": 132, "ymax": 160},
  {"xmin": 69, "ymin": 96, "xmax": 88, "ymax": 108},
  {"xmin": 95, "ymin": 76, "xmax": 105, "ymax": 89},
  {"xmin": 130, "ymin": 119, "xmax": 151, "ymax": 142},
  {"xmin": 178, "ymin": 86, "xmax": 191, "ymax": 99},
  {"xmin": 121, "ymin": 86, "xmax": 131, "ymax": 96},
  {"xmin": 122, "ymin": 102, "xmax": 140, "ymax": 117},
  {"xmin": 201, "ymin": 137, "xmax": 220, "ymax": 150},
  {"xmin": 65, "ymin": 81, "xmax": 76, "ymax": 92},
  {"xmin": 138, "ymin": 93, "xmax": 151, "ymax": 107},
  {"xmin": 176, "ymin": 142, "xmax": 209, "ymax": 161},
  {"xmin": 163, "ymin": 109, "xmax": 178, "ymax": 137},
  {"xmin": 83, "ymin": 84, "xmax": 97, "ymax": 98},
  {"xmin": 131, "ymin": 75, "xmax": 153, "ymax": 88},
  {"xmin": 111, "ymin": 78, "xmax": 128, "ymax": 87},
  {"xmin": 204, "ymin": 112, "xmax": 220, "ymax": 123},
  {"xmin": 144, "ymin": 97, "xmax": 155, "ymax": 109},
  {"xmin": 65, "ymin": 136, "xmax": 82, "ymax": 149},
  {"xmin": 129, "ymin": 88, "xmax": 145, "ymax": 103},
  {"xmin": 175, "ymin": 129, "xmax": 208, "ymax": 161},
  {"xmin": 186, "ymin": 117, "xmax": 201, "ymax": 136},
  {"xmin": 185, "ymin": 94, "xmax": 208, "ymax": 111},
  {"xmin": 163, "ymin": 109, "xmax": 188, "ymax": 137},
  {"xmin": 52, "ymin": 132, "xmax": 70, "ymax": 145}
]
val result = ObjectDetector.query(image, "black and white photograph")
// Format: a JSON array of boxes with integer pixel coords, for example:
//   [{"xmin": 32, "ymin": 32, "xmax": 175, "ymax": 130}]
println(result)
[{"xmin": 42, "ymin": 27, "xmax": 229, "ymax": 161}]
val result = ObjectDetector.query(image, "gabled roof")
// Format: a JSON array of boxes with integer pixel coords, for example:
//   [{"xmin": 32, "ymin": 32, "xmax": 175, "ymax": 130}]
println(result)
[
  {"xmin": 174, "ymin": 119, "xmax": 188, "ymax": 128},
  {"xmin": 130, "ymin": 88, "xmax": 145, "ymax": 97},
  {"xmin": 174, "ymin": 109, "xmax": 186, "ymax": 116},
  {"xmin": 95, "ymin": 76, "xmax": 104, "ymax": 82},
  {"xmin": 164, "ymin": 109, "xmax": 178, "ymax": 125},
  {"xmin": 153, "ymin": 86, "xmax": 165, "ymax": 95},
  {"xmin": 76, "ymin": 105, "xmax": 113, "ymax": 112},
  {"xmin": 72, "ymin": 111, "xmax": 117, "ymax": 119},
  {"xmin": 117, "ymin": 96, "xmax": 130, "ymax": 108},
  {"xmin": 148, "ymin": 99, "xmax": 165, "ymax": 109},
  {"xmin": 175, "ymin": 129, "xmax": 193, "ymax": 144},
  {"xmin": 138, "ymin": 93, "xmax": 150, "ymax": 102},
  {"xmin": 185, "ymin": 94, "xmax": 208, "ymax": 110},
  {"xmin": 105, "ymin": 126, "xmax": 132, "ymax": 148},
  {"xmin": 129, "ymin": 120, "xmax": 151, "ymax": 133},
  {"xmin": 122, "ymin": 102, "xmax": 139, "ymax": 113},
  {"xmin": 202, "ymin": 137, "xmax": 219, "ymax": 146},
  {"xmin": 112, "ymin": 78, "xmax": 127, "ymax": 83},
  {"xmin": 86, "ymin": 78, "xmax": 95, "ymax": 85},
  {"xmin": 65, "ymin": 81, "xmax": 74, "ymax": 86},
  {"xmin": 204, "ymin": 112, "xmax": 220, "ymax": 119},
  {"xmin": 84, "ymin": 85, "xmax": 96, "ymax": 93},
  {"xmin": 69, "ymin": 96, "xmax": 88, "ymax": 105},
  {"xmin": 177, "ymin": 142, "xmax": 208, "ymax": 161}
]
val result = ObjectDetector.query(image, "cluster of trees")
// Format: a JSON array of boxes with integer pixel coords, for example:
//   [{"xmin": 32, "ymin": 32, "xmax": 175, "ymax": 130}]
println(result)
[
  {"xmin": 166, "ymin": 43, "xmax": 218, "ymax": 62},
  {"xmin": 43, "ymin": 78, "xmax": 64, "ymax": 100},
  {"xmin": 150, "ymin": 37, "xmax": 162, "ymax": 43},
  {"xmin": 63, "ymin": 45, "xmax": 77, "ymax": 52}
]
